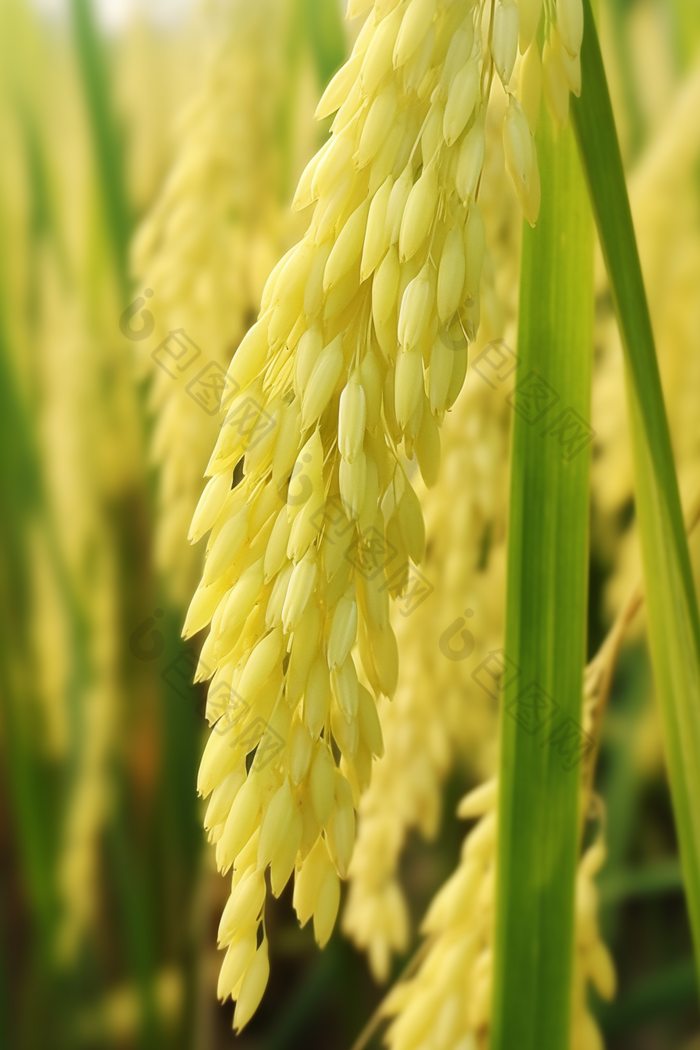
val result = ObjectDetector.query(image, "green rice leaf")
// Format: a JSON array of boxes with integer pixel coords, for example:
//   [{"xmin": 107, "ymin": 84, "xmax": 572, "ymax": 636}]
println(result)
[
  {"xmin": 572, "ymin": 0, "xmax": 700, "ymax": 987},
  {"xmin": 71, "ymin": 0, "xmax": 131, "ymax": 293},
  {"xmin": 490, "ymin": 109, "xmax": 595, "ymax": 1049}
]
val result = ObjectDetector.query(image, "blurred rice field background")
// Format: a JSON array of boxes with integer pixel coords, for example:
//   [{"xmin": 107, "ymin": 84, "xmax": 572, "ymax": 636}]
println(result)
[{"xmin": 0, "ymin": 0, "xmax": 699, "ymax": 1048}]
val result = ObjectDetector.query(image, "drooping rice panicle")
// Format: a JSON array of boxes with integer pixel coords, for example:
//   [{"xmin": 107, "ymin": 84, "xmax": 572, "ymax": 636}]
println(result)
[
  {"xmin": 382, "ymin": 777, "xmax": 615, "ymax": 1050},
  {"xmin": 188, "ymin": 0, "xmax": 585, "ymax": 1026},
  {"xmin": 35, "ymin": 255, "xmax": 121, "ymax": 964},
  {"xmin": 134, "ymin": 0, "xmax": 289, "ymax": 605}
]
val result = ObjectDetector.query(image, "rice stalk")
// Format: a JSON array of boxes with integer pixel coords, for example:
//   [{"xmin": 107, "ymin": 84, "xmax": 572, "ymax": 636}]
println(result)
[{"xmin": 133, "ymin": 0, "xmax": 293, "ymax": 605}]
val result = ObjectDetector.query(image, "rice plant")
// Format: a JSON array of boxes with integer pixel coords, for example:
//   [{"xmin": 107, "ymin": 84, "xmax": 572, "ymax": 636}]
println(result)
[{"xmin": 1, "ymin": 0, "xmax": 699, "ymax": 1048}]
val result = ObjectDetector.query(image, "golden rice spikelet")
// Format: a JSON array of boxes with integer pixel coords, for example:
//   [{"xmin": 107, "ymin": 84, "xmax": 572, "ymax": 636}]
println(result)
[{"xmin": 189, "ymin": 0, "xmax": 584, "ymax": 1025}]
